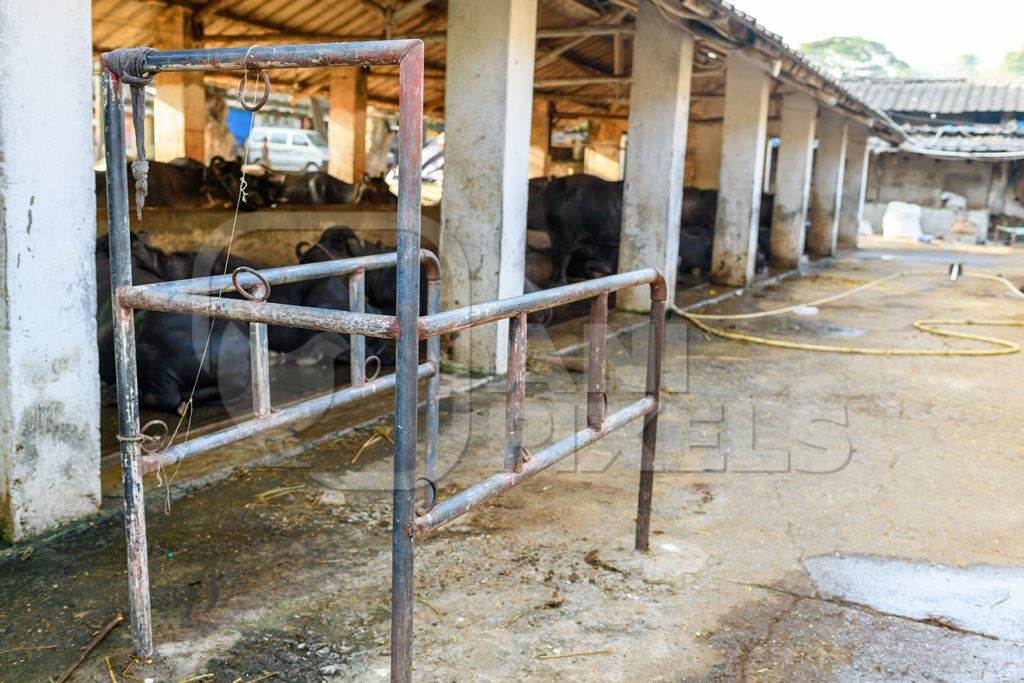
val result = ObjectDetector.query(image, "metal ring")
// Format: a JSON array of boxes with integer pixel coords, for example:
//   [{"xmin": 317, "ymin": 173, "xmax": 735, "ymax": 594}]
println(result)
[
  {"xmin": 365, "ymin": 355, "xmax": 382, "ymax": 381},
  {"xmin": 232, "ymin": 266, "xmax": 271, "ymax": 302},
  {"xmin": 140, "ymin": 419, "xmax": 168, "ymax": 455},
  {"xmin": 237, "ymin": 69, "xmax": 271, "ymax": 112},
  {"xmin": 415, "ymin": 476, "xmax": 438, "ymax": 516}
]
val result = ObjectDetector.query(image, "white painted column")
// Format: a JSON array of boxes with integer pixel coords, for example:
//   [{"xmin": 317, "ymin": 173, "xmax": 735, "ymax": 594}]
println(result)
[
  {"xmin": 617, "ymin": 0, "xmax": 694, "ymax": 311},
  {"xmin": 770, "ymin": 92, "xmax": 817, "ymax": 267},
  {"xmin": 441, "ymin": 0, "xmax": 537, "ymax": 374},
  {"xmin": 0, "ymin": 0, "xmax": 99, "ymax": 540},
  {"xmin": 807, "ymin": 109, "xmax": 849, "ymax": 256},
  {"xmin": 710, "ymin": 50, "xmax": 772, "ymax": 287},
  {"xmin": 328, "ymin": 68, "xmax": 368, "ymax": 182},
  {"xmin": 529, "ymin": 96, "xmax": 551, "ymax": 178},
  {"xmin": 154, "ymin": 7, "xmax": 205, "ymax": 162},
  {"xmin": 838, "ymin": 123, "xmax": 870, "ymax": 249}
]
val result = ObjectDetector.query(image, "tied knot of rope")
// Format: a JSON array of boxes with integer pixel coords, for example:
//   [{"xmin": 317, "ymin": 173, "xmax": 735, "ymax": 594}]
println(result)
[{"xmin": 105, "ymin": 47, "xmax": 156, "ymax": 220}]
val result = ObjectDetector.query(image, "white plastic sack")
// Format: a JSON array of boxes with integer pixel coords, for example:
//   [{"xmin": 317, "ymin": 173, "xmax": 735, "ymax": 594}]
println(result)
[{"xmin": 882, "ymin": 201, "xmax": 923, "ymax": 240}]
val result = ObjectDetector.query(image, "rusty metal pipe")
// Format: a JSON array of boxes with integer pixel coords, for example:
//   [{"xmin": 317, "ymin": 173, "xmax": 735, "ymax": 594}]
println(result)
[
  {"xmin": 587, "ymin": 293, "xmax": 608, "ymax": 431},
  {"xmin": 249, "ymin": 323, "xmax": 271, "ymax": 419},
  {"xmin": 349, "ymin": 271, "xmax": 367, "ymax": 386},
  {"xmin": 417, "ymin": 268, "xmax": 662, "ymax": 339},
  {"xmin": 102, "ymin": 69, "xmax": 153, "ymax": 657},
  {"xmin": 390, "ymin": 41, "xmax": 424, "ymax": 683},
  {"xmin": 635, "ymin": 299, "xmax": 666, "ymax": 552},
  {"xmin": 413, "ymin": 396, "xmax": 657, "ymax": 538},
  {"xmin": 504, "ymin": 312, "xmax": 528, "ymax": 473},
  {"xmin": 425, "ymin": 277, "xmax": 441, "ymax": 482},
  {"xmin": 141, "ymin": 361, "xmax": 436, "ymax": 475},
  {"xmin": 123, "ymin": 250, "xmax": 439, "ymax": 297},
  {"xmin": 119, "ymin": 289, "xmax": 398, "ymax": 339},
  {"xmin": 126, "ymin": 40, "xmax": 424, "ymax": 73}
]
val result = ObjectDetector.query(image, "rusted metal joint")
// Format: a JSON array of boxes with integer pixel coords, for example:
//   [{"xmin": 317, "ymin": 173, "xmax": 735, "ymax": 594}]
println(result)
[{"xmin": 648, "ymin": 268, "xmax": 668, "ymax": 302}]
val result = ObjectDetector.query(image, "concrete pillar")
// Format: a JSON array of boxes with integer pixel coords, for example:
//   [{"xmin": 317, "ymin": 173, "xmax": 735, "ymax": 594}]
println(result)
[
  {"xmin": 617, "ymin": 0, "xmax": 694, "ymax": 310},
  {"xmin": 154, "ymin": 7, "xmax": 205, "ymax": 162},
  {"xmin": 441, "ymin": 0, "xmax": 537, "ymax": 374},
  {"xmin": 838, "ymin": 123, "xmax": 870, "ymax": 249},
  {"xmin": 710, "ymin": 50, "xmax": 772, "ymax": 287},
  {"xmin": 0, "ymin": 0, "xmax": 99, "ymax": 540},
  {"xmin": 807, "ymin": 109, "xmax": 849, "ymax": 256},
  {"xmin": 770, "ymin": 92, "xmax": 817, "ymax": 267},
  {"xmin": 530, "ymin": 97, "xmax": 551, "ymax": 178},
  {"xmin": 328, "ymin": 68, "xmax": 368, "ymax": 182},
  {"xmin": 583, "ymin": 119, "xmax": 626, "ymax": 181}
]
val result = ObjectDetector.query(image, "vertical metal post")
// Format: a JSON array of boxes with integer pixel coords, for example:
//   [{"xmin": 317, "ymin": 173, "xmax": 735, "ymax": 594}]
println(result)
[
  {"xmin": 249, "ymin": 323, "xmax": 271, "ymax": 419},
  {"xmin": 425, "ymin": 276, "xmax": 441, "ymax": 482},
  {"xmin": 635, "ymin": 294, "xmax": 666, "ymax": 552},
  {"xmin": 391, "ymin": 41, "xmax": 424, "ymax": 683},
  {"xmin": 503, "ymin": 312, "xmax": 528, "ymax": 473},
  {"xmin": 349, "ymin": 270, "xmax": 366, "ymax": 386},
  {"xmin": 102, "ymin": 69, "xmax": 153, "ymax": 656},
  {"xmin": 587, "ymin": 293, "xmax": 608, "ymax": 431}
]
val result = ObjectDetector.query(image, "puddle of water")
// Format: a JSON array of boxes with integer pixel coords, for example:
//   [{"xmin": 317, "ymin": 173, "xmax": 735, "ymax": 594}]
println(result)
[{"xmin": 804, "ymin": 555, "xmax": 1024, "ymax": 642}]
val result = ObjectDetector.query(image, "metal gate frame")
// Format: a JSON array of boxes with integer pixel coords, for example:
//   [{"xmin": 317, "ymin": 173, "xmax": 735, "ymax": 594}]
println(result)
[{"xmin": 101, "ymin": 40, "xmax": 665, "ymax": 682}]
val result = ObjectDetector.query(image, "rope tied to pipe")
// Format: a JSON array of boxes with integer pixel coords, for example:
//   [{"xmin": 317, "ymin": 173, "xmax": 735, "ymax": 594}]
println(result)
[{"xmin": 105, "ymin": 47, "xmax": 156, "ymax": 220}]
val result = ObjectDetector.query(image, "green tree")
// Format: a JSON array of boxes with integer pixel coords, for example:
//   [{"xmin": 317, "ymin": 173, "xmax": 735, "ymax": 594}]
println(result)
[
  {"xmin": 954, "ymin": 53, "xmax": 980, "ymax": 77},
  {"xmin": 1001, "ymin": 45, "xmax": 1024, "ymax": 75},
  {"xmin": 799, "ymin": 36, "xmax": 910, "ymax": 79}
]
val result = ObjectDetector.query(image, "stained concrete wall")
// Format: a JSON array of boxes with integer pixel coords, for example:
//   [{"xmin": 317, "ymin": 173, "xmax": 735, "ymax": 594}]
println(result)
[
  {"xmin": 866, "ymin": 153, "xmax": 994, "ymax": 210},
  {"xmin": 0, "ymin": 0, "xmax": 100, "ymax": 540}
]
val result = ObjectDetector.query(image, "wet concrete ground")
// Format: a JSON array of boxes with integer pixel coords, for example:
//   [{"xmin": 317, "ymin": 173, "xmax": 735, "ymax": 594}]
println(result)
[{"xmin": 3, "ymin": 239, "xmax": 1024, "ymax": 681}]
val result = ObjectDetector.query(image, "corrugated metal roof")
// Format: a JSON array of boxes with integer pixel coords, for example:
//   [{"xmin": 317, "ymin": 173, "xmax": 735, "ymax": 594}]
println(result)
[{"xmin": 842, "ymin": 78, "xmax": 1024, "ymax": 114}]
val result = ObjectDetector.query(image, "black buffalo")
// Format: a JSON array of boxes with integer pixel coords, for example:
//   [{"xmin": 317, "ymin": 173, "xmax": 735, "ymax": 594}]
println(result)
[
  {"xmin": 282, "ymin": 171, "xmax": 397, "ymax": 205},
  {"xmin": 96, "ymin": 156, "xmax": 281, "ymax": 212}
]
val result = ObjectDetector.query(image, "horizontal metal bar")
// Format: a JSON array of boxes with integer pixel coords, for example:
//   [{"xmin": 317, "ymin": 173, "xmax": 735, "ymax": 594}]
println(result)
[
  {"xmin": 412, "ymin": 396, "xmax": 657, "ymax": 538},
  {"xmin": 126, "ymin": 250, "xmax": 440, "ymax": 297},
  {"xmin": 111, "ymin": 40, "xmax": 423, "ymax": 73},
  {"xmin": 141, "ymin": 361, "xmax": 436, "ymax": 474},
  {"xmin": 118, "ymin": 288, "xmax": 398, "ymax": 339},
  {"xmin": 418, "ymin": 268, "xmax": 665, "ymax": 339}
]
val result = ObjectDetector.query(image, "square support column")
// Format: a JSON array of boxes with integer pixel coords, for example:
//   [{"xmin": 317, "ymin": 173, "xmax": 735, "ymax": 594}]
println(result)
[
  {"xmin": 617, "ymin": 0, "xmax": 694, "ymax": 311},
  {"xmin": 530, "ymin": 96, "xmax": 551, "ymax": 178},
  {"xmin": 807, "ymin": 109, "xmax": 849, "ymax": 256},
  {"xmin": 154, "ymin": 7, "xmax": 205, "ymax": 162},
  {"xmin": 329, "ymin": 68, "xmax": 368, "ymax": 182},
  {"xmin": 441, "ymin": 0, "xmax": 538, "ymax": 374},
  {"xmin": 838, "ymin": 123, "xmax": 870, "ymax": 249},
  {"xmin": 770, "ymin": 92, "xmax": 817, "ymax": 268},
  {"xmin": 710, "ymin": 50, "xmax": 772, "ymax": 287},
  {"xmin": 0, "ymin": 0, "xmax": 100, "ymax": 540}
]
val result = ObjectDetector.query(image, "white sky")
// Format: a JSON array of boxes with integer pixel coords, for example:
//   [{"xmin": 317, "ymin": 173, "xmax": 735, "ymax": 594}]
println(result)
[{"xmin": 730, "ymin": 0, "xmax": 1024, "ymax": 74}]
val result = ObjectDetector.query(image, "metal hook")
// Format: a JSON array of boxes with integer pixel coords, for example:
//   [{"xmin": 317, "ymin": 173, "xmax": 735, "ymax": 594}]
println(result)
[
  {"xmin": 237, "ymin": 68, "xmax": 271, "ymax": 112},
  {"xmin": 232, "ymin": 266, "xmax": 271, "ymax": 302},
  {"xmin": 365, "ymin": 355, "xmax": 382, "ymax": 381},
  {"xmin": 415, "ymin": 476, "xmax": 437, "ymax": 516}
]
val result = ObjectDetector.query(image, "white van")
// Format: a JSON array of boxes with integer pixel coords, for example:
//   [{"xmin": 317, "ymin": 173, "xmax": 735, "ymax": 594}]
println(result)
[{"xmin": 246, "ymin": 127, "xmax": 329, "ymax": 172}]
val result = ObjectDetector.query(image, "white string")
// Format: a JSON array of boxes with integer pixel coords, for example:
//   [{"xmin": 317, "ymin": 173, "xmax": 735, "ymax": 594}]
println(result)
[{"xmin": 157, "ymin": 50, "xmax": 261, "ymax": 513}]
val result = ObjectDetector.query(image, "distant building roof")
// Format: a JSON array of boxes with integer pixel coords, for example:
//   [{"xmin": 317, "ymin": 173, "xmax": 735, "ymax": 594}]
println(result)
[{"xmin": 841, "ymin": 78, "xmax": 1024, "ymax": 115}]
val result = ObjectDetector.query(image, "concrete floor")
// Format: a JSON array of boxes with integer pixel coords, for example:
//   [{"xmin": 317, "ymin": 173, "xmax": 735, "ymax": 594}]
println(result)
[{"xmin": 3, "ymin": 239, "xmax": 1024, "ymax": 681}]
